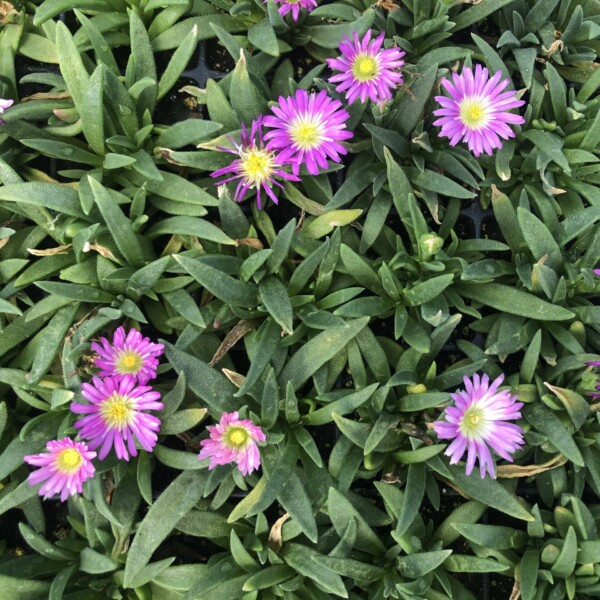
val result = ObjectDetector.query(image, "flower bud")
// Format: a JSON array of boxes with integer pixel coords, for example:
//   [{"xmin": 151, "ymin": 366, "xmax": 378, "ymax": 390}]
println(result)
[{"xmin": 420, "ymin": 233, "xmax": 443, "ymax": 257}]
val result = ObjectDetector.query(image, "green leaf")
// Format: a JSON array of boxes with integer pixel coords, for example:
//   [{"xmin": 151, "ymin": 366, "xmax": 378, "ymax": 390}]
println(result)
[
  {"xmin": 175, "ymin": 254, "xmax": 257, "ymax": 308},
  {"xmin": 129, "ymin": 10, "xmax": 157, "ymax": 117},
  {"xmin": 242, "ymin": 566, "xmax": 295, "ymax": 591},
  {"xmin": 35, "ymin": 282, "xmax": 116, "ymax": 303},
  {"xmin": 0, "ymin": 575, "xmax": 49, "ymax": 598},
  {"xmin": 395, "ymin": 64, "xmax": 438, "ymax": 136},
  {"xmin": 160, "ymin": 408, "xmax": 208, "ymax": 435},
  {"xmin": 279, "ymin": 318, "xmax": 369, "ymax": 391},
  {"xmin": 157, "ymin": 24, "xmax": 199, "ymax": 100},
  {"xmin": 229, "ymin": 51, "xmax": 266, "ymax": 121},
  {"xmin": 302, "ymin": 210, "xmax": 363, "ymax": 239},
  {"xmin": 156, "ymin": 120, "xmax": 223, "ymax": 149},
  {"xmin": 123, "ymin": 470, "xmax": 207, "ymax": 588},
  {"xmin": 444, "ymin": 555, "xmax": 509, "ymax": 573},
  {"xmin": 248, "ymin": 19, "xmax": 279, "ymax": 57},
  {"xmin": 259, "ymin": 277, "xmax": 293, "ymax": 335},
  {"xmin": 163, "ymin": 342, "xmax": 238, "ymax": 413},
  {"xmin": 81, "ymin": 65, "xmax": 105, "ymax": 156},
  {"xmin": 302, "ymin": 384, "xmax": 378, "ymax": 426},
  {"xmin": 397, "ymin": 550, "xmax": 452, "ymax": 579},
  {"xmin": 0, "ymin": 183, "xmax": 88, "ymax": 219},
  {"xmin": 80, "ymin": 548, "xmax": 119, "ymax": 574},
  {"xmin": 146, "ymin": 216, "xmax": 235, "ymax": 245},
  {"xmin": 403, "ymin": 274, "xmax": 454, "ymax": 306},
  {"xmin": 452, "ymin": 523, "xmax": 527, "ymax": 550},
  {"xmin": 523, "ymin": 130, "xmax": 571, "ymax": 174},
  {"xmin": 88, "ymin": 177, "xmax": 144, "ymax": 266},
  {"xmin": 454, "ymin": 282, "xmax": 574, "ymax": 321},
  {"xmin": 396, "ymin": 463, "xmax": 426, "ymax": 535},
  {"xmin": 517, "ymin": 208, "xmax": 562, "ymax": 270},
  {"xmin": 448, "ymin": 465, "xmax": 534, "ymax": 522},
  {"xmin": 55, "ymin": 22, "xmax": 89, "ymax": 117},
  {"xmin": 523, "ymin": 403, "xmax": 584, "ymax": 466}
]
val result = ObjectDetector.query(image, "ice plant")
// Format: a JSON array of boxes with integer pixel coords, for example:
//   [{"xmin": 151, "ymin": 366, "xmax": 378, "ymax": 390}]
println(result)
[
  {"xmin": 273, "ymin": 0, "xmax": 317, "ymax": 21},
  {"xmin": 432, "ymin": 373, "xmax": 524, "ymax": 478},
  {"xmin": 327, "ymin": 30, "xmax": 405, "ymax": 105},
  {"xmin": 24, "ymin": 438, "xmax": 96, "ymax": 502},
  {"xmin": 433, "ymin": 64, "xmax": 525, "ymax": 157},
  {"xmin": 210, "ymin": 116, "xmax": 299, "ymax": 209},
  {"xmin": 264, "ymin": 89, "xmax": 353, "ymax": 175},
  {"xmin": 198, "ymin": 411, "xmax": 266, "ymax": 476},
  {"xmin": 91, "ymin": 326, "xmax": 164, "ymax": 385},
  {"xmin": 72, "ymin": 375, "xmax": 163, "ymax": 461},
  {"xmin": 587, "ymin": 360, "xmax": 600, "ymax": 398}
]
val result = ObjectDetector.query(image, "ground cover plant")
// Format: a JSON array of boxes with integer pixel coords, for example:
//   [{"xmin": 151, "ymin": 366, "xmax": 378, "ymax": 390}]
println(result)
[{"xmin": 0, "ymin": 0, "xmax": 600, "ymax": 598}]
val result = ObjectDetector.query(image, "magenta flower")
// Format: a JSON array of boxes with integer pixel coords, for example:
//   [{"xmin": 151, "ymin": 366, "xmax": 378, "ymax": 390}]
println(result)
[
  {"xmin": 327, "ymin": 30, "xmax": 405, "ymax": 105},
  {"xmin": 274, "ymin": 0, "xmax": 317, "ymax": 21},
  {"xmin": 91, "ymin": 326, "xmax": 164, "ymax": 385},
  {"xmin": 198, "ymin": 411, "xmax": 266, "ymax": 476},
  {"xmin": 433, "ymin": 64, "xmax": 525, "ymax": 157},
  {"xmin": 263, "ymin": 89, "xmax": 353, "ymax": 176},
  {"xmin": 24, "ymin": 438, "xmax": 96, "ymax": 502},
  {"xmin": 210, "ymin": 116, "xmax": 299, "ymax": 209},
  {"xmin": 0, "ymin": 99, "xmax": 13, "ymax": 124},
  {"xmin": 432, "ymin": 373, "xmax": 525, "ymax": 478},
  {"xmin": 595, "ymin": 269, "xmax": 600, "ymax": 277},
  {"xmin": 71, "ymin": 375, "xmax": 163, "ymax": 461}
]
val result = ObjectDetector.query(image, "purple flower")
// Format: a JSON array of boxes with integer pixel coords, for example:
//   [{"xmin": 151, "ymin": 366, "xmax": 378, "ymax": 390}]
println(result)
[
  {"xmin": 433, "ymin": 373, "xmax": 525, "ymax": 478},
  {"xmin": 91, "ymin": 326, "xmax": 164, "ymax": 385},
  {"xmin": 263, "ymin": 89, "xmax": 353, "ymax": 176},
  {"xmin": 210, "ymin": 116, "xmax": 299, "ymax": 209},
  {"xmin": 24, "ymin": 438, "xmax": 96, "ymax": 502},
  {"xmin": 433, "ymin": 64, "xmax": 525, "ymax": 157},
  {"xmin": 587, "ymin": 361, "xmax": 600, "ymax": 398},
  {"xmin": 327, "ymin": 30, "xmax": 405, "ymax": 105},
  {"xmin": 0, "ymin": 99, "xmax": 13, "ymax": 125},
  {"xmin": 198, "ymin": 411, "xmax": 266, "ymax": 476},
  {"xmin": 71, "ymin": 376, "xmax": 163, "ymax": 461},
  {"xmin": 274, "ymin": 0, "xmax": 317, "ymax": 21},
  {"xmin": 594, "ymin": 269, "xmax": 600, "ymax": 277}
]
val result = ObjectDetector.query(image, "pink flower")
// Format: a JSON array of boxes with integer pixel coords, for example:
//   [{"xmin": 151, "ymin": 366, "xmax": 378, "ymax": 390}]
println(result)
[
  {"xmin": 274, "ymin": 0, "xmax": 317, "ymax": 21},
  {"xmin": 198, "ymin": 411, "xmax": 266, "ymax": 476},
  {"xmin": 327, "ymin": 30, "xmax": 405, "ymax": 105},
  {"xmin": 24, "ymin": 438, "xmax": 96, "ymax": 502},
  {"xmin": 433, "ymin": 373, "xmax": 525, "ymax": 478},
  {"xmin": 210, "ymin": 116, "xmax": 299, "ymax": 209},
  {"xmin": 71, "ymin": 375, "xmax": 163, "ymax": 461},
  {"xmin": 263, "ymin": 89, "xmax": 353, "ymax": 175},
  {"xmin": 91, "ymin": 326, "xmax": 164, "ymax": 385},
  {"xmin": 433, "ymin": 64, "xmax": 525, "ymax": 157}
]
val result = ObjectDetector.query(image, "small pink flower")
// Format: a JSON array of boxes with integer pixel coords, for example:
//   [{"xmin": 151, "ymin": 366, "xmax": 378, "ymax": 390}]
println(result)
[
  {"xmin": 198, "ymin": 411, "xmax": 266, "ymax": 476},
  {"xmin": 24, "ymin": 438, "xmax": 96, "ymax": 502},
  {"xmin": 327, "ymin": 30, "xmax": 405, "ymax": 105},
  {"xmin": 91, "ymin": 326, "xmax": 164, "ymax": 385},
  {"xmin": 263, "ymin": 89, "xmax": 353, "ymax": 176},
  {"xmin": 433, "ymin": 64, "xmax": 525, "ymax": 157},
  {"xmin": 71, "ymin": 375, "xmax": 163, "ymax": 461},
  {"xmin": 274, "ymin": 0, "xmax": 317, "ymax": 21},
  {"xmin": 433, "ymin": 373, "xmax": 525, "ymax": 478}
]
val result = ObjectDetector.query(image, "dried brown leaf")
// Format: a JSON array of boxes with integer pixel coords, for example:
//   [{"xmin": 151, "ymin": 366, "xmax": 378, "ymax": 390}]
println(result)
[
  {"xmin": 209, "ymin": 320, "xmax": 258, "ymax": 367},
  {"xmin": 268, "ymin": 513, "xmax": 289, "ymax": 553}
]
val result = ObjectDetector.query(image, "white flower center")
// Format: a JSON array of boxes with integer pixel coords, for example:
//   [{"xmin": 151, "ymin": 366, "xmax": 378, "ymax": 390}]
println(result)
[
  {"xmin": 240, "ymin": 148, "xmax": 276, "ymax": 187},
  {"xmin": 289, "ymin": 115, "xmax": 324, "ymax": 151},
  {"xmin": 55, "ymin": 448, "xmax": 83, "ymax": 474},
  {"xmin": 459, "ymin": 97, "xmax": 489, "ymax": 130},
  {"xmin": 352, "ymin": 54, "xmax": 379, "ymax": 82},
  {"xmin": 459, "ymin": 405, "xmax": 487, "ymax": 438},
  {"xmin": 101, "ymin": 393, "xmax": 135, "ymax": 429}
]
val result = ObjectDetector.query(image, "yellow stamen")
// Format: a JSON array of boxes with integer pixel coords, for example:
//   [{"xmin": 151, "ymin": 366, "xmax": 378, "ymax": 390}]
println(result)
[
  {"xmin": 459, "ymin": 98, "xmax": 488, "ymax": 129},
  {"xmin": 56, "ymin": 448, "xmax": 83, "ymax": 474},
  {"xmin": 240, "ymin": 148, "xmax": 275, "ymax": 186},
  {"xmin": 116, "ymin": 350, "xmax": 143, "ymax": 375},
  {"xmin": 101, "ymin": 393, "xmax": 134, "ymax": 429},
  {"xmin": 290, "ymin": 121, "xmax": 322, "ymax": 150},
  {"xmin": 352, "ymin": 54, "xmax": 379, "ymax": 82},
  {"xmin": 460, "ymin": 406, "xmax": 485, "ymax": 437},
  {"xmin": 225, "ymin": 426, "xmax": 249, "ymax": 448}
]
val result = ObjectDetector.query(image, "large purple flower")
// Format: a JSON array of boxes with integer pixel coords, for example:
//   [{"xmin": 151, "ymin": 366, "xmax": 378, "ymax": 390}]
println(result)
[
  {"xmin": 263, "ymin": 89, "xmax": 353, "ymax": 176},
  {"xmin": 433, "ymin": 373, "xmax": 525, "ymax": 478},
  {"xmin": 433, "ymin": 64, "xmax": 525, "ymax": 157},
  {"xmin": 24, "ymin": 438, "xmax": 96, "ymax": 502},
  {"xmin": 211, "ymin": 116, "xmax": 299, "ymax": 209},
  {"xmin": 327, "ymin": 30, "xmax": 405, "ymax": 105},
  {"xmin": 71, "ymin": 375, "xmax": 163, "ymax": 461},
  {"xmin": 92, "ymin": 326, "xmax": 164, "ymax": 385},
  {"xmin": 198, "ymin": 411, "xmax": 266, "ymax": 476},
  {"xmin": 273, "ymin": 0, "xmax": 317, "ymax": 21}
]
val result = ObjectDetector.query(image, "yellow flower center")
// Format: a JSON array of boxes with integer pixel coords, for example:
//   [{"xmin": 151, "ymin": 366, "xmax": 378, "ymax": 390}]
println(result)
[
  {"xmin": 240, "ymin": 148, "xmax": 275, "ymax": 186},
  {"xmin": 55, "ymin": 448, "xmax": 83, "ymax": 474},
  {"xmin": 290, "ymin": 121, "xmax": 322, "ymax": 151},
  {"xmin": 225, "ymin": 426, "xmax": 249, "ymax": 449},
  {"xmin": 352, "ymin": 54, "xmax": 379, "ymax": 82},
  {"xmin": 115, "ymin": 350, "xmax": 143, "ymax": 375},
  {"xmin": 459, "ymin": 98, "xmax": 488, "ymax": 129},
  {"xmin": 460, "ymin": 406, "xmax": 485, "ymax": 437},
  {"xmin": 100, "ymin": 393, "xmax": 134, "ymax": 429}
]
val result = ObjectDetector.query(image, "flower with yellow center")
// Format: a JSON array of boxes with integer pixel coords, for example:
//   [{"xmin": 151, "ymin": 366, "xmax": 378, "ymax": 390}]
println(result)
[
  {"xmin": 351, "ymin": 54, "xmax": 379, "ymax": 82},
  {"xmin": 225, "ymin": 426, "xmax": 250, "ymax": 449},
  {"xmin": 290, "ymin": 120, "xmax": 323, "ymax": 151},
  {"xmin": 55, "ymin": 448, "xmax": 84, "ymax": 474},
  {"xmin": 100, "ymin": 393, "xmax": 135, "ymax": 429},
  {"xmin": 459, "ymin": 98, "xmax": 489, "ymax": 130},
  {"xmin": 239, "ymin": 148, "xmax": 276, "ymax": 187},
  {"xmin": 115, "ymin": 350, "xmax": 144, "ymax": 376}
]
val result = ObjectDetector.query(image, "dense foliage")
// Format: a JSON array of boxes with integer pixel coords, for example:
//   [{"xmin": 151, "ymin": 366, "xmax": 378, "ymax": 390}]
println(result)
[{"xmin": 0, "ymin": 0, "xmax": 600, "ymax": 598}]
